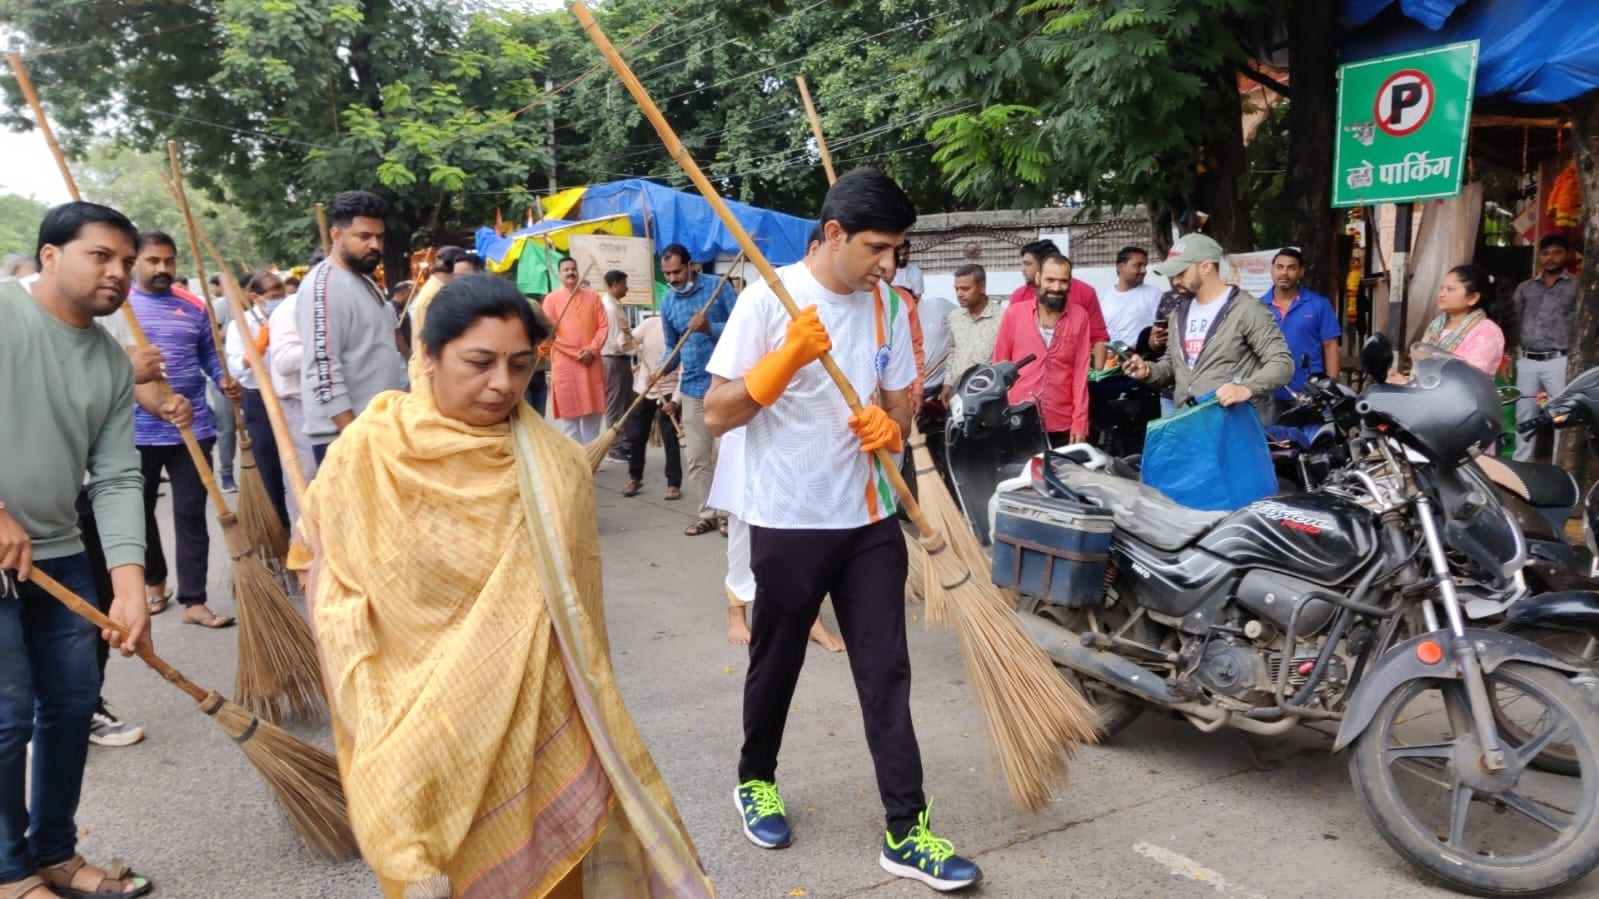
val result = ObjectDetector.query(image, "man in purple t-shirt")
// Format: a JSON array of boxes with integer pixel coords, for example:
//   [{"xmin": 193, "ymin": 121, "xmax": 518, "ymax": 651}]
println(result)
[{"xmin": 116, "ymin": 232, "xmax": 241, "ymax": 628}]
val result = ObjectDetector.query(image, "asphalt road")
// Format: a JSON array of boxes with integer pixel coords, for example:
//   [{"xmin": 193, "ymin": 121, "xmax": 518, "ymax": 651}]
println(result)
[{"xmin": 68, "ymin": 446, "xmax": 1599, "ymax": 898}]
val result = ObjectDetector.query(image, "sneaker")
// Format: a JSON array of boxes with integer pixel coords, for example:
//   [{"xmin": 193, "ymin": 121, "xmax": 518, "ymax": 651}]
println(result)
[
  {"xmin": 89, "ymin": 700, "xmax": 145, "ymax": 748},
  {"xmin": 734, "ymin": 780, "xmax": 792, "ymax": 849},
  {"xmin": 220, "ymin": 476, "xmax": 238, "ymax": 493},
  {"xmin": 880, "ymin": 806, "xmax": 982, "ymax": 892}
]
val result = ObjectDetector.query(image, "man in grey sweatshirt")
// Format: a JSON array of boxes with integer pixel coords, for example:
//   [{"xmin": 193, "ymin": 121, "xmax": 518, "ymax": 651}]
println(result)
[
  {"xmin": 299, "ymin": 190, "xmax": 408, "ymax": 462},
  {"xmin": 0, "ymin": 202, "xmax": 156, "ymax": 897}
]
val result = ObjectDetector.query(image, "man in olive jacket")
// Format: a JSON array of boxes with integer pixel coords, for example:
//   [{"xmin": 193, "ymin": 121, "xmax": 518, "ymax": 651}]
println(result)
[{"xmin": 1126, "ymin": 234, "xmax": 1292, "ymax": 417}]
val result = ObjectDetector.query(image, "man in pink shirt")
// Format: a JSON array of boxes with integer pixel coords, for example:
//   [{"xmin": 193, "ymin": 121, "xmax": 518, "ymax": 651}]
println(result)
[
  {"xmin": 994, "ymin": 254, "xmax": 1092, "ymax": 443},
  {"xmin": 1010, "ymin": 239, "xmax": 1109, "ymax": 369}
]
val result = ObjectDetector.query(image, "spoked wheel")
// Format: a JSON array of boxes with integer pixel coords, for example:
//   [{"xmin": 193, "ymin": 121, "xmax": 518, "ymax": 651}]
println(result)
[
  {"xmin": 1030, "ymin": 601, "xmax": 1145, "ymax": 740},
  {"xmin": 1492, "ymin": 626, "xmax": 1599, "ymax": 777},
  {"xmin": 1349, "ymin": 662, "xmax": 1599, "ymax": 896}
]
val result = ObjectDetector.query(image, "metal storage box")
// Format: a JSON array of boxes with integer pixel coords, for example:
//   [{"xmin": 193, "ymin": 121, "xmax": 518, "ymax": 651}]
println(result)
[{"xmin": 990, "ymin": 490, "xmax": 1113, "ymax": 608}]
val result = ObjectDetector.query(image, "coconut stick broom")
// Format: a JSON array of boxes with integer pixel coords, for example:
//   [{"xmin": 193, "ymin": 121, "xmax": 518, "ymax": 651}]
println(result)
[
  {"xmin": 26, "ymin": 569, "xmax": 356, "ymax": 859},
  {"xmin": 583, "ymin": 253, "xmax": 743, "ymax": 471},
  {"xmin": 162, "ymin": 143, "xmax": 290, "ymax": 573},
  {"xmin": 7, "ymin": 53, "xmax": 328, "ymax": 727},
  {"xmin": 574, "ymin": 4, "xmax": 1098, "ymax": 813}
]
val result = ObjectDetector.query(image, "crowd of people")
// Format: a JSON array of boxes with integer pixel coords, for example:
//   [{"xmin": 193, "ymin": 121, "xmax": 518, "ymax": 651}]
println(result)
[{"xmin": 0, "ymin": 166, "xmax": 1579, "ymax": 897}]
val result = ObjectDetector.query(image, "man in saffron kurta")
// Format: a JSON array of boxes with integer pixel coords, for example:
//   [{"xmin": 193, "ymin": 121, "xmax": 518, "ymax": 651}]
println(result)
[{"xmin": 541, "ymin": 257, "xmax": 609, "ymax": 444}]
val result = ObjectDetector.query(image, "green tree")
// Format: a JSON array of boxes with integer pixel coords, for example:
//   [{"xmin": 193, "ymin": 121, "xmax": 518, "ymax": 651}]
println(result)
[{"xmin": 0, "ymin": 192, "xmax": 47, "ymax": 261}]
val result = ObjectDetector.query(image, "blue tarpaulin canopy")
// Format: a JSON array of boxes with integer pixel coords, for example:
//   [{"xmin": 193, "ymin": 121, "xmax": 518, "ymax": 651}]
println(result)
[
  {"xmin": 1341, "ymin": 0, "xmax": 1599, "ymax": 104},
  {"xmin": 576, "ymin": 179, "xmax": 815, "ymax": 266}
]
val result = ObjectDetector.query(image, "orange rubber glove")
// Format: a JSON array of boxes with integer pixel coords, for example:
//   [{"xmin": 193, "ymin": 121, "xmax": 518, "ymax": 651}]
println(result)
[
  {"xmin": 744, "ymin": 305, "xmax": 832, "ymax": 406},
  {"xmin": 253, "ymin": 322, "xmax": 271, "ymax": 355},
  {"xmin": 849, "ymin": 405, "xmax": 903, "ymax": 454}
]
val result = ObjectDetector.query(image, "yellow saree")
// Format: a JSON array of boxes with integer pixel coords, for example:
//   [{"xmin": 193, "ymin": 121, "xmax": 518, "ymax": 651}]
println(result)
[{"xmin": 289, "ymin": 326, "xmax": 712, "ymax": 898}]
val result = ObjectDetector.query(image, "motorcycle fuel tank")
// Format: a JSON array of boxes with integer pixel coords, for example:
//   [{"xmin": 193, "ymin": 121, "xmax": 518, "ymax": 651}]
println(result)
[{"xmin": 1196, "ymin": 493, "xmax": 1378, "ymax": 584}]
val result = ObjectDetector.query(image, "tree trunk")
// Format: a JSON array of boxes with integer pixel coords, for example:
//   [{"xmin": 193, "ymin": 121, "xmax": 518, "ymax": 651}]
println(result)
[
  {"xmin": 1559, "ymin": 91, "xmax": 1599, "ymax": 482},
  {"xmin": 1198, "ymin": 77, "xmax": 1255, "ymax": 252},
  {"xmin": 1286, "ymin": 2, "xmax": 1339, "ymax": 293}
]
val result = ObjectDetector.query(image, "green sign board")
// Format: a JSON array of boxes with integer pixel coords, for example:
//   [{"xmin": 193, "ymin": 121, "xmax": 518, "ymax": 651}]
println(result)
[{"xmin": 1332, "ymin": 41, "xmax": 1479, "ymax": 207}]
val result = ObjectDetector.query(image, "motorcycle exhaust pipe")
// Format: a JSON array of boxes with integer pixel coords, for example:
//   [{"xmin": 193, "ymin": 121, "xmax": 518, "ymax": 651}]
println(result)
[{"xmin": 1017, "ymin": 612, "xmax": 1176, "ymax": 704}]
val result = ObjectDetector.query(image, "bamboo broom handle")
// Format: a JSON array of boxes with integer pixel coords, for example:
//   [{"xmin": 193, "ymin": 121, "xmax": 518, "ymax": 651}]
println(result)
[
  {"xmin": 163, "ymin": 152, "xmax": 251, "ymax": 446},
  {"xmin": 614, "ymin": 253, "xmax": 743, "ymax": 427},
  {"xmin": 572, "ymin": 4, "xmax": 942, "ymax": 547},
  {"xmin": 315, "ymin": 203, "xmax": 330, "ymax": 255},
  {"xmin": 796, "ymin": 75, "xmax": 837, "ymax": 185},
  {"xmin": 7, "ymin": 52, "xmax": 81, "ymax": 202},
  {"xmin": 27, "ymin": 570, "xmax": 210, "ymax": 704},
  {"xmin": 9, "ymin": 53, "xmax": 233, "ymax": 519},
  {"xmin": 196, "ymin": 231, "xmax": 312, "ymax": 504}
]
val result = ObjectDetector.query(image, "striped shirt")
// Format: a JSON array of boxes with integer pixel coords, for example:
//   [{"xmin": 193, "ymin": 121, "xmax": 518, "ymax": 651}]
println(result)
[{"xmin": 105, "ymin": 285, "xmax": 224, "ymax": 445}]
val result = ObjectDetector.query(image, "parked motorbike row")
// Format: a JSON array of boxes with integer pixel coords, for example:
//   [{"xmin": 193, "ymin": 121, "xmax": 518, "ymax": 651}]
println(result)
[{"xmin": 939, "ymin": 345, "xmax": 1599, "ymax": 897}]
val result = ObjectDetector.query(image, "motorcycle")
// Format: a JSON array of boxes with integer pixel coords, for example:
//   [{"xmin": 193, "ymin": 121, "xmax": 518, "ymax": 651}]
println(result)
[
  {"xmin": 943, "ymin": 354, "xmax": 1048, "ymax": 545},
  {"xmin": 960, "ymin": 355, "xmax": 1599, "ymax": 895}
]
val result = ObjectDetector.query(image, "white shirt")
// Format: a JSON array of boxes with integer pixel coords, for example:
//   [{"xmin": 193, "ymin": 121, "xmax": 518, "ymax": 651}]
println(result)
[
  {"xmin": 225, "ymin": 304, "xmax": 271, "ymax": 390},
  {"xmin": 707, "ymin": 262, "xmax": 916, "ymax": 529},
  {"xmin": 268, "ymin": 291, "xmax": 303, "ymax": 400},
  {"xmin": 706, "ymin": 427, "xmax": 746, "ymax": 516},
  {"xmin": 1183, "ymin": 292, "xmax": 1232, "ymax": 368},
  {"xmin": 891, "ymin": 264, "xmax": 924, "ymax": 298},
  {"xmin": 1102, "ymin": 284, "xmax": 1163, "ymax": 347},
  {"xmin": 601, "ymin": 293, "xmax": 634, "ymax": 356},
  {"xmin": 916, "ymin": 295, "xmax": 956, "ymax": 387}
]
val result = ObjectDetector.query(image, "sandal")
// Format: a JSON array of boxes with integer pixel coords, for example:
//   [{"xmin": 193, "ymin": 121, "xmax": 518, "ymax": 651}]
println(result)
[
  {"xmin": 684, "ymin": 518, "xmax": 718, "ymax": 537},
  {"xmin": 664, "ymin": 487, "xmax": 682, "ymax": 501},
  {"xmin": 0, "ymin": 875, "xmax": 55, "ymax": 899},
  {"xmin": 182, "ymin": 608, "xmax": 236, "ymax": 629},
  {"xmin": 623, "ymin": 480, "xmax": 642, "ymax": 498},
  {"xmin": 145, "ymin": 589, "xmax": 170, "ymax": 616},
  {"xmin": 719, "ymin": 517, "xmax": 729, "ymax": 537},
  {"xmin": 38, "ymin": 855, "xmax": 151, "ymax": 898}
]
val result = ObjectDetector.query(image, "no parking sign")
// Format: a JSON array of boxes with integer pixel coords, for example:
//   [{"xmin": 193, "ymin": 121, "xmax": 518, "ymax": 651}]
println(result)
[{"xmin": 1333, "ymin": 41, "xmax": 1478, "ymax": 207}]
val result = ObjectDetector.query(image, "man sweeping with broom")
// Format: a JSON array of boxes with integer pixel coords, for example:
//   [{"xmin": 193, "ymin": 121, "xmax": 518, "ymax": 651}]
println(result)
[
  {"xmin": 705, "ymin": 168, "xmax": 982, "ymax": 892},
  {"xmin": 0, "ymin": 201, "xmax": 155, "ymax": 899}
]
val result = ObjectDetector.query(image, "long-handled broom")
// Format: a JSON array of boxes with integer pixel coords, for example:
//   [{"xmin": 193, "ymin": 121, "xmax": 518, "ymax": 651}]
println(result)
[
  {"xmin": 583, "ymin": 254, "xmax": 744, "ymax": 471},
  {"xmin": 163, "ymin": 144, "xmax": 290, "ymax": 573},
  {"xmin": 26, "ymin": 569, "xmax": 356, "ymax": 860},
  {"xmin": 574, "ymin": 4, "xmax": 1099, "ymax": 813},
  {"xmin": 7, "ymin": 53, "xmax": 328, "ymax": 727}
]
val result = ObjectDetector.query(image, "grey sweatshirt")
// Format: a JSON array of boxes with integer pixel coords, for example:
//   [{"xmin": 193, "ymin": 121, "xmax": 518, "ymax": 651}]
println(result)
[
  {"xmin": 0, "ymin": 280, "xmax": 145, "ymax": 568},
  {"xmin": 1146, "ymin": 287, "xmax": 1293, "ymax": 418},
  {"xmin": 297, "ymin": 260, "xmax": 408, "ymax": 443}
]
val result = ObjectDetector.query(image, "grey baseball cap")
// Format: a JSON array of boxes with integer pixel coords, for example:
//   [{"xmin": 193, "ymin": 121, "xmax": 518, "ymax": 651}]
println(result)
[{"xmin": 1153, "ymin": 233, "xmax": 1225, "ymax": 277}]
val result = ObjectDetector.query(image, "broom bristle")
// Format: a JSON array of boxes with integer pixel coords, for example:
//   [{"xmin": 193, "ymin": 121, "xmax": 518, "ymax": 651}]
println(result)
[
  {"xmin": 203, "ymin": 692, "xmax": 357, "ymax": 860},
  {"xmin": 585, "ymin": 426, "xmax": 620, "ymax": 473},
  {"xmin": 907, "ymin": 436, "xmax": 1099, "ymax": 813},
  {"xmin": 231, "ymin": 552, "xmax": 328, "ymax": 725},
  {"xmin": 237, "ymin": 449, "xmax": 289, "ymax": 561},
  {"xmin": 902, "ymin": 526, "xmax": 925, "ymax": 604}
]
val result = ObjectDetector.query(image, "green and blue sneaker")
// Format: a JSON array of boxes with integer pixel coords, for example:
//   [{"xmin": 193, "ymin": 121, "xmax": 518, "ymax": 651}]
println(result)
[
  {"xmin": 880, "ymin": 805, "xmax": 982, "ymax": 892},
  {"xmin": 735, "ymin": 779, "xmax": 792, "ymax": 849}
]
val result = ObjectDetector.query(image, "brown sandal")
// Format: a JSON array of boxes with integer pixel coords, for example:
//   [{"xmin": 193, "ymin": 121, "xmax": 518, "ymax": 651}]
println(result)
[
  {"xmin": 0, "ymin": 875, "xmax": 56, "ymax": 899},
  {"xmin": 683, "ymin": 518, "xmax": 718, "ymax": 537},
  {"xmin": 38, "ymin": 855, "xmax": 151, "ymax": 898}
]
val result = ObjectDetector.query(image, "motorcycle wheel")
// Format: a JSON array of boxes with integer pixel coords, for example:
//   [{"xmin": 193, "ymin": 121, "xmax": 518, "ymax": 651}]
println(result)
[
  {"xmin": 1032, "ymin": 602, "xmax": 1145, "ymax": 740},
  {"xmin": 1491, "ymin": 625, "xmax": 1599, "ymax": 777},
  {"xmin": 1349, "ymin": 662, "xmax": 1599, "ymax": 896}
]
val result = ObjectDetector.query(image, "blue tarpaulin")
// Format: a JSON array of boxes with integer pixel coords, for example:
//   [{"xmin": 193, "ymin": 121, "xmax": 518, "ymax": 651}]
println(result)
[
  {"xmin": 1342, "ymin": 0, "xmax": 1599, "ymax": 104},
  {"xmin": 577, "ymin": 179, "xmax": 815, "ymax": 266}
]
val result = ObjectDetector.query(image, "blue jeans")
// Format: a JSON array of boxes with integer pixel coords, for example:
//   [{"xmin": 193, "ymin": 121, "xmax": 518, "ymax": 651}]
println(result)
[{"xmin": 0, "ymin": 554, "xmax": 102, "ymax": 882}]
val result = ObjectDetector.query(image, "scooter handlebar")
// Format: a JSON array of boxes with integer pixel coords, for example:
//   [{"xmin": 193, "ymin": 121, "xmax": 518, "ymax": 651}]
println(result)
[{"xmin": 1016, "ymin": 353, "xmax": 1038, "ymax": 370}]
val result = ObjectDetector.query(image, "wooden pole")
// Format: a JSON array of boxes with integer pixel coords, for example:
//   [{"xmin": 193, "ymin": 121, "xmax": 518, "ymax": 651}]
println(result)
[
  {"xmin": 315, "ymin": 203, "xmax": 330, "ymax": 255},
  {"xmin": 9, "ymin": 52, "xmax": 81, "ymax": 202},
  {"xmin": 570, "ymin": 3, "xmax": 942, "ymax": 551},
  {"xmin": 796, "ymin": 74, "xmax": 837, "ymax": 185}
]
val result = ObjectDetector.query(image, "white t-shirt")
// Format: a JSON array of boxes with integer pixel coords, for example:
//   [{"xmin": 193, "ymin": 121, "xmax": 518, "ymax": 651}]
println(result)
[
  {"xmin": 1182, "ymin": 291, "xmax": 1233, "ymax": 368},
  {"xmin": 707, "ymin": 262, "xmax": 916, "ymax": 530},
  {"xmin": 891, "ymin": 264, "xmax": 924, "ymax": 298},
  {"xmin": 1102, "ymin": 284, "xmax": 1163, "ymax": 347}
]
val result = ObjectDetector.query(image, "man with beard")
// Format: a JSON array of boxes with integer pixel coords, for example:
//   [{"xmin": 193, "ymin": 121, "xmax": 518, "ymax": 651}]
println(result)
[
  {"xmin": 299, "ymin": 190, "xmax": 407, "ymax": 464},
  {"xmin": 1125, "ymin": 234, "xmax": 1291, "ymax": 417},
  {"xmin": 1011, "ymin": 239, "xmax": 1109, "ymax": 368},
  {"xmin": 661, "ymin": 243, "xmax": 736, "ymax": 537},
  {"xmin": 1, "ymin": 202, "xmax": 157, "ymax": 898},
  {"xmin": 541, "ymin": 256, "xmax": 610, "ymax": 444},
  {"xmin": 1512, "ymin": 235, "xmax": 1578, "ymax": 461},
  {"xmin": 993, "ymin": 254, "xmax": 1092, "ymax": 444},
  {"xmin": 103, "ymin": 231, "xmax": 241, "ymax": 628}
]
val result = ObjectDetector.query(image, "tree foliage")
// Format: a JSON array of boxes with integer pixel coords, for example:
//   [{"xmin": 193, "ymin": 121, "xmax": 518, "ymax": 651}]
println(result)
[{"xmin": 0, "ymin": 192, "xmax": 48, "ymax": 261}]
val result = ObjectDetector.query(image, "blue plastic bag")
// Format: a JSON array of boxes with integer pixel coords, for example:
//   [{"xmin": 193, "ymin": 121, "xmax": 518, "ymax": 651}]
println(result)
[{"xmin": 1141, "ymin": 398, "xmax": 1276, "ymax": 511}]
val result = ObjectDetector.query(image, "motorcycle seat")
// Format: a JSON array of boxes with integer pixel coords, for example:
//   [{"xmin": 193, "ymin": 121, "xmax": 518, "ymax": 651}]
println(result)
[
  {"xmin": 1049, "ymin": 465, "xmax": 1227, "ymax": 552},
  {"xmin": 1476, "ymin": 456, "xmax": 1579, "ymax": 509}
]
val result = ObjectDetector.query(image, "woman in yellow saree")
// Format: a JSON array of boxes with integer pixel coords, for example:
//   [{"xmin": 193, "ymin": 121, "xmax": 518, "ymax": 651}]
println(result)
[{"xmin": 288, "ymin": 275, "xmax": 713, "ymax": 899}]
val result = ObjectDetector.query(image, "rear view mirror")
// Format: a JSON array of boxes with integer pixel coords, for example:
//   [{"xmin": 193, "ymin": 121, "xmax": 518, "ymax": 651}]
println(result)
[{"xmin": 1361, "ymin": 334, "xmax": 1394, "ymax": 384}]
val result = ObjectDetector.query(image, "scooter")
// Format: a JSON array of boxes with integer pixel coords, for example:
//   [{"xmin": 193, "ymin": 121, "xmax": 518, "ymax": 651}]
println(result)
[{"xmin": 943, "ymin": 355, "xmax": 1048, "ymax": 545}]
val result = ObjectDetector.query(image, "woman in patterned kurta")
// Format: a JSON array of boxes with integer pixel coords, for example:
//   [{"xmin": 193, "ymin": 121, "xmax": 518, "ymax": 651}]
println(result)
[{"xmin": 541, "ymin": 257, "xmax": 609, "ymax": 444}]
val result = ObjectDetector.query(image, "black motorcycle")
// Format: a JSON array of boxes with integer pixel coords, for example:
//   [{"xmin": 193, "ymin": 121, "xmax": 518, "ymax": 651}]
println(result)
[
  {"xmin": 943, "ymin": 354, "xmax": 1048, "ymax": 545},
  {"xmin": 981, "ymin": 356, "xmax": 1599, "ymax": 896}
]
